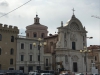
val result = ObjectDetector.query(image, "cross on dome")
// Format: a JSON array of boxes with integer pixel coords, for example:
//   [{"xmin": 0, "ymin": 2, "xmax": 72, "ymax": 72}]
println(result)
[{"xmin": 72, "ymin": 8, "xmax": 75, "ymax": 15}]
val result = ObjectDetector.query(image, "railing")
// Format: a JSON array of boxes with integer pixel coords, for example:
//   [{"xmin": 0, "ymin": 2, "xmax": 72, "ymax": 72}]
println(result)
[{"xmin": 16, "ymin": 61, "xmax": 44, "ymax": 65}]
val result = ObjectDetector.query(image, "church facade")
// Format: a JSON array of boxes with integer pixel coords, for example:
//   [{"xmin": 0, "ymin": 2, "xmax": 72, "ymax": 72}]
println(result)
[{"xmin": 55, "ymin": 14, "xmax": 93, "ymax": 73}]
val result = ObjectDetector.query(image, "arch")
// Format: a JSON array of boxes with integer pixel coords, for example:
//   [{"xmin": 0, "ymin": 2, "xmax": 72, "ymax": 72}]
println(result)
[
  {"xmin": 65, "ymin": 17, "xmax": 84, "ymax": 31},
  {"xmin": 33, "ymin": 32, "xmax": 37, "ymax": 38},
  {"xmin": 70, "ymin": 22, "xmax": 80, "ymax": 30}
]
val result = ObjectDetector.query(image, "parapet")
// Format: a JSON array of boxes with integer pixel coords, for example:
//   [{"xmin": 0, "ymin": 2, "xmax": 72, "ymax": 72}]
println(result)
[{"xmin": 0, "ymin": 23, "xmax": 19, "ymax": 34}]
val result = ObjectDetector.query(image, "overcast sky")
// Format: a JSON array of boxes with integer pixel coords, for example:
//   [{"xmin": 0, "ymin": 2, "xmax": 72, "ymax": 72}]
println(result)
[{"xmin": 0, "ymin": 0, "xmax": 100, "ymax": 46}]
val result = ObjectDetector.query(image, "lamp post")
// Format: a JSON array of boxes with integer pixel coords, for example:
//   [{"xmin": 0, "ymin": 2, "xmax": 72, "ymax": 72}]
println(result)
[
  {"xmin": 80, "ymin": 46, "xmax": 91, "ymax": 75},
  {"xmin": 33, "ymin": 38, "xmax": 47, "ymax": 74}
]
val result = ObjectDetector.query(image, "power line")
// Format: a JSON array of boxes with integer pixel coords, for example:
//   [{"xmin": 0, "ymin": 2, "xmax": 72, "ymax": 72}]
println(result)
[
  {"xmin": 0, "ymin": 0, "xmax": 32, "ymax": 18},
  {"xmin": 91, "ymin": 15, "xmax": 100, "ymax": 19}
]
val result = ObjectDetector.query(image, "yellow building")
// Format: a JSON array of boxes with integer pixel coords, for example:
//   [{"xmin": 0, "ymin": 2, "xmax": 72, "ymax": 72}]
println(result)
[{"xmin": 0, "ymin": 23, "xmax": 19, "ymax": 70}]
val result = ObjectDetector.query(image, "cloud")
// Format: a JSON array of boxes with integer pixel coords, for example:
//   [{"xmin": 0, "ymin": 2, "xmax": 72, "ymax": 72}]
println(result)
[{"xmin": 0, "ymin": 1, "xmax": 9, "ymax": 7}]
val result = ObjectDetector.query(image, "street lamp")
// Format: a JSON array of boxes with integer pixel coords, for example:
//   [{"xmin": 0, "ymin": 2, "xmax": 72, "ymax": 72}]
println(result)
[
  {"xmin": 80, "ymin": 46, "xmax": 91, "ymax": 75},
  {"xmin": 33, "ymin": 38, "xmax": 47, "ymax": 74}
]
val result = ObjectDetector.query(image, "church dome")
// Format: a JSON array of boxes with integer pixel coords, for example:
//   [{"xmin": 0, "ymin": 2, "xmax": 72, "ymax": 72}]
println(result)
[
  {"xmin": 26, "ymin": 15, "xmax": 48, "ymax": 30},
  {"xmin": 25, "ymin": 15, "xmax": 48, "ymax": 38}
]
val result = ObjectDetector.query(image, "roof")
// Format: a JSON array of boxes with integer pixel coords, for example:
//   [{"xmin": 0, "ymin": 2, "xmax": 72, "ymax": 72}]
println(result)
[
  {"xmin": 87, "ymin": 45, "xmax": 100, "ymax": 50},
  {"xmin": 44, "ymin": 34, "xmax": 58, "ymax": 39}
]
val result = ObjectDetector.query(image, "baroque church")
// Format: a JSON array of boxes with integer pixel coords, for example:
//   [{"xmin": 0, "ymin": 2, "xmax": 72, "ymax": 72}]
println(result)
[{"xmin": 55, "ymin": 13, "xmax": 93, "ymax": 73}]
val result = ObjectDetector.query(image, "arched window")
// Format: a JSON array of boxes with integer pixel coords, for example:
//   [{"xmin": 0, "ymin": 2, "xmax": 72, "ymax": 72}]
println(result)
[
  {"xmin": 41, "ymin": 33, "xmax": 45, "ymax": 38},
  {"xmin": 0, "ymin": 34, "xmax": 2, "ymax": 41},
  {"xmin": 11, "ymin": 36, "xmax": 14, "ymax": 42},
  {"xmin": 0, "ymin": 48, "xmax": 1, "ymax": 55},
  {"xmin": 33, "ymin": 32, "xmax": 37, "ymax": 38},
  {"xmin": 10, "ymin": 48, "xmax": 14, "ymax": 55},
  {"xmin": 10, "ymin": 59, "xmax": 13, "ymax": 65}
]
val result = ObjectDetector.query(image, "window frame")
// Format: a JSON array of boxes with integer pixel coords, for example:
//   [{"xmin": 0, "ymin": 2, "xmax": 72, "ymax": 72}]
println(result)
[
  {"xmin": 11, "ymin": 36, "xmax": 14, "ymax": 42},
  {"xmin": 10, "ymin": 48, "xmax": 14, "ymax": 55},
  {"xmin": 21, "ymin": 55, "xmax": 24, "ymax": 61},
  {"xmin": 33, "ymin": 32, "xmax": 37, "ymax": 38},
  {"xmin": 29, "ymin": 55, "xmax": 32, "ymax": 61},
  {"xmin": 21, "ymin": 43, "xmax": 24, "ymax": 49},
  {"xmin": 72, "ymin": 42, "xmax": 76, "ymax": 50},
  {"xmin": 29, "ymin": 44, "xmax": 32, "ymax": 50},
  {"xmin": 10, "ymin": 59, "xmax": 13, "ymax": 65}
]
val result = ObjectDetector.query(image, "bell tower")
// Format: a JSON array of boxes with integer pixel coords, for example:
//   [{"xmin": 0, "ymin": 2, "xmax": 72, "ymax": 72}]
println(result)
[{"xmin": 34, "ymin": 14, "xmax": 40, "ymax": 24}]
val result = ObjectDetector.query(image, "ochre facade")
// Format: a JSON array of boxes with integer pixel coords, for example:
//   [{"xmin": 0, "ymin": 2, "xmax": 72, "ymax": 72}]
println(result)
[{"xmin": 0, "ymin": 23, "xmax": 19, "ymax": 70}]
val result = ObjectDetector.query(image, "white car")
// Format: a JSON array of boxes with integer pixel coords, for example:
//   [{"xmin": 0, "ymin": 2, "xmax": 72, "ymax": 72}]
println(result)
[{"xmin": 29, "ymin": 72, "xmax": 39, "ymax": 75}]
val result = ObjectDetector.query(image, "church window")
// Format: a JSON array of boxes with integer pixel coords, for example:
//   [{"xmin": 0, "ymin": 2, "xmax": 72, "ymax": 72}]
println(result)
[
  {"xmin": 21, "ymin": 55, "xmax": 24, "ymax": 61},
  {"xmin": 29, "ymin": 55, "xmax": 32, "ymax": 61},
  {"xmin": 33, "ymin": 33, "xmax": 37, "ymax": 38},
  {"xmin": 11, "ymin": 36, "xmax": 14, "ymax": 42},
  {"xmin": 30, "ymin": 44, "xmax": 32, "ymax": 50},
  {"xmin": 73, "ymin": 62, "xmax": 78, "ymax": 72},
  {"xmin": 72, "ymin": 42, "xmax": 76, "ymax": 50},
  {"xmin": 21, "ymin": 43, "xmax": 24, "ymax": 49},
  {"xmin": 41, "ymin": 33, "xmax": 45, "ymax": 38},
  {"xmin": 0, "ymin": 34, "xmax": 2, "ymax": 41}
]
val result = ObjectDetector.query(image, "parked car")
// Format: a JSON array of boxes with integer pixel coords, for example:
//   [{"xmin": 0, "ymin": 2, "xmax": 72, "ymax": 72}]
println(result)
[
  {"xmin": 29, "ymin": 72, "xmax": 39, "ymax": 75},
  {"xmin": 0, "ymin": 73, "xmax": 5, "ymax": 75},
  {"xmin": 41, "ymin": 73, "xmax": 54, "ymax": 75}
]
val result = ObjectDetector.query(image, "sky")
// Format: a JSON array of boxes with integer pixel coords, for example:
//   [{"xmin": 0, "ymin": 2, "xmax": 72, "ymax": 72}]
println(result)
[{"xmin": 0, "ymin": 0, "xmax": 100, "ymax": 46}]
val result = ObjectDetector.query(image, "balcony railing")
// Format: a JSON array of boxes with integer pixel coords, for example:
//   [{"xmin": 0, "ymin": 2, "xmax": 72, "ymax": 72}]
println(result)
[{"xmin": 16, "ymin": 61, "xmax": 44, "ymax": 65}]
